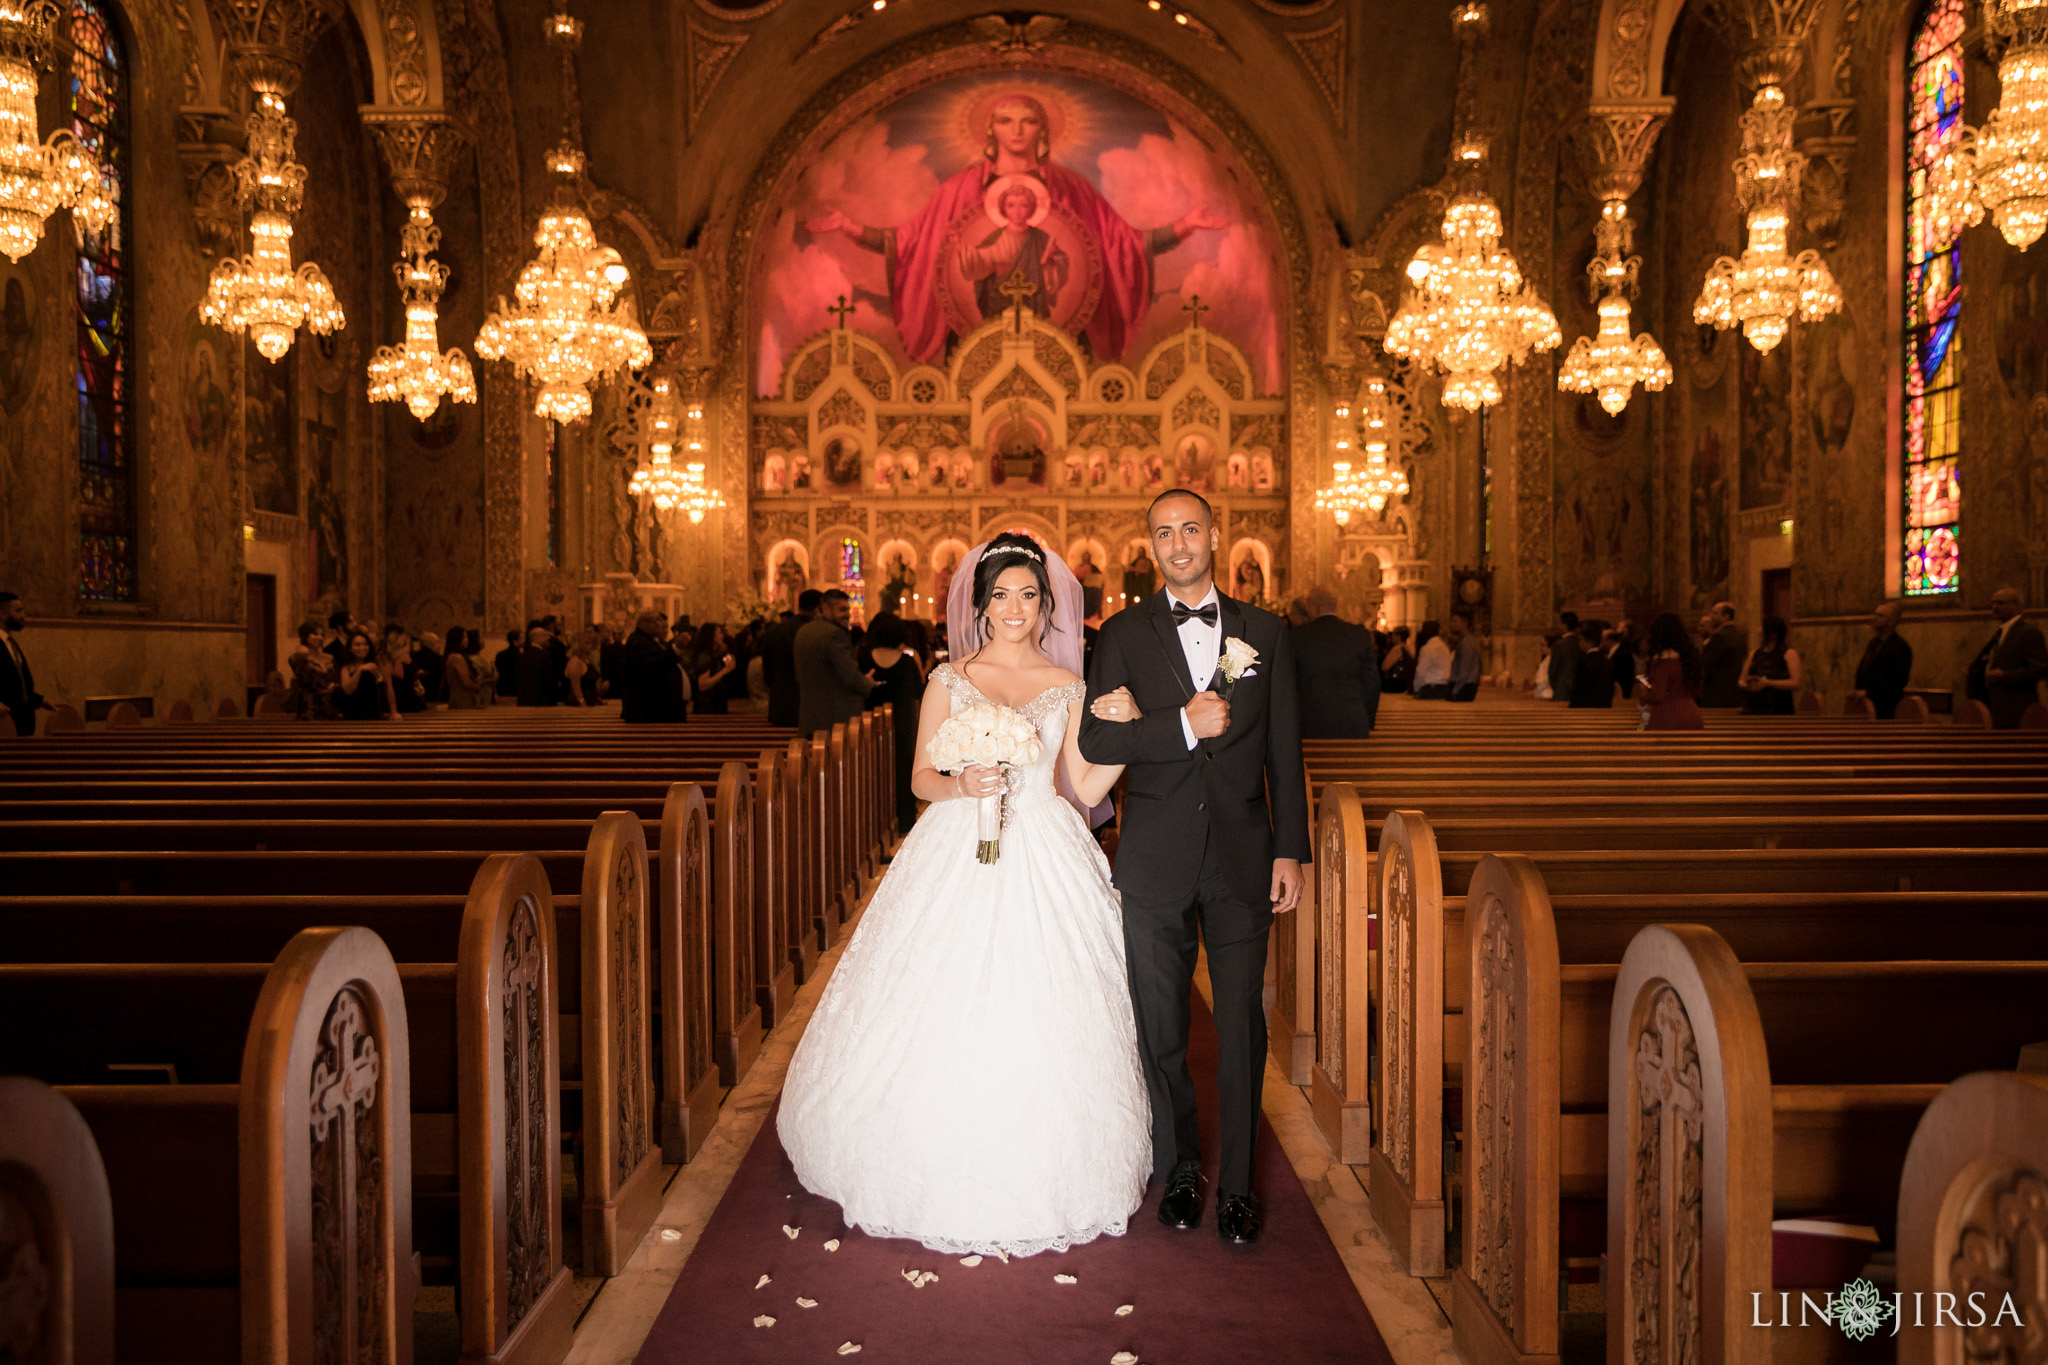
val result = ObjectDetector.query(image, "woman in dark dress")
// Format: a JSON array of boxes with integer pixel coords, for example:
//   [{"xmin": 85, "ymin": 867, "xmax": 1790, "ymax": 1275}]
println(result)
[
  {"xmin": 335, "ymin": 631, "xmax": 394, "ymax": 721},
  {"xmin": 1740, "ymin": 615, "xmax": 1802, "ymax": 715},
  {"xmin": 687, "ymin": 622, "xmax": 737, "ymax": 715},
  {"xmin": 863, "ymin": 614, "xmax": 926, "ymax": 835},
  {"xmin": 1638, "ymin": 612, "xmax": 1705, "ymax": 731}
]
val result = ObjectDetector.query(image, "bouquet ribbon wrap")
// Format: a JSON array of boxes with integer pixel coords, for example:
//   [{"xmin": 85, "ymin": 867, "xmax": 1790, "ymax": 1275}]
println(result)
[{"xmin": 977, "ymin": 789, "xmax": 1002, "ymax": 863}]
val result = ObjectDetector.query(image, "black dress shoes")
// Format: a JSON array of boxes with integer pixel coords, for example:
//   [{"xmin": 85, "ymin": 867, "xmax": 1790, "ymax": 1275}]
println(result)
[
  {"xmin": 1156, "ymin": 1165, "xmax": 1204, "ymax": 1231},
  {"xmin": 1215, "ymin": 1192, "xmax": 1262, "ymax": 1245}
]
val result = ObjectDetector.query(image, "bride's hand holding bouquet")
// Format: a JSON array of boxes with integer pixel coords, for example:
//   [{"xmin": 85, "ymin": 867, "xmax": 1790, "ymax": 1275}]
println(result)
[{"xmin": 928, "ymin": 701, "xmax": 1043, "ymax": 863}]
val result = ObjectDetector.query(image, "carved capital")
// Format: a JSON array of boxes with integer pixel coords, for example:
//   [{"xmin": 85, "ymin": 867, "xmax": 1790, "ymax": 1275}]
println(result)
[
  {"xmin": 362, "ymin": 112, "xmax": 471, "ymax": 208},
  {"xmin": 178, "ymin": 136, "xmax": 242, "ymax": 256},
  {"xmin": 1696, "ymin": 0, "xmax": 1829, "ymax": 73},
  {"xmin": 206, "ymin": 0, "xmax": 344, "ymax": 57},
  {"xmin": 1577, "ymin": 104, "xmax": 1672, "ymax": 205}
]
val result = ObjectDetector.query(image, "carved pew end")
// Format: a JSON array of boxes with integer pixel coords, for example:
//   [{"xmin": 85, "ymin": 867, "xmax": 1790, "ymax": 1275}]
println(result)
[{"xmin": 0, "ymin": 1076, "xmax": 115, "ymax": 1365}]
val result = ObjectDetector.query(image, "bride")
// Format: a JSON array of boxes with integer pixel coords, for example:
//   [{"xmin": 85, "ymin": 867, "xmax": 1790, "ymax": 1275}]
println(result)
[{"xmin": 777, "ymin": 532, "xmax": 1150, "ymax": 1257}]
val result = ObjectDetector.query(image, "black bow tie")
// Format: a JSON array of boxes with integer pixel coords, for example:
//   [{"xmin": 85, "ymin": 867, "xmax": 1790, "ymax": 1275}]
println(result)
[{"xmin": 1171, "ymin": 602, "xmax": 1218, "ymax": 628}]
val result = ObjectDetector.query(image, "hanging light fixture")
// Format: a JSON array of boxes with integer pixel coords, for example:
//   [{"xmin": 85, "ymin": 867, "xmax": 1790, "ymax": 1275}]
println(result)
[
  {"xmin": 0, "ymin": 1, "xmax": 113, "ymax": 262},
  {"xmin": 1693, "ymin": 83, "xmax": 1841, "ymax": 352},
  {"xmin": 1354, "ymin": 369, "xmax": 1410, "ymax": 510},
  {"xmin": 1559, "ymin": 201, "xmax": 1671, "ymax": 414},
  {"xmin": 1385, "ymin": 136, "xmax": 1562, "ymax": 411},
  {"xmin": 1314, "ymin": 461, "xmax": 1370, "ymax": 525},
  {"xmin": 368, "ymin": 200, "xmax": 475, "ymax": 420},
  {"xmin": 628, "ymin": 372, "xmax": 688, "ymax": 509},
  {"xmin": 200, "ymin": 86, "xmax": 344, "ymax": 361},
  {"xmin": 1920, "ymin": 0, "xmax": 2048, "ymax": 248},
  {"xmin": 673, "ymin": 393, "xmax": 725, "ymax": 524},
  {"xmin": 474, "ymin": 7, "xmax": 649, "ymax": 423}
]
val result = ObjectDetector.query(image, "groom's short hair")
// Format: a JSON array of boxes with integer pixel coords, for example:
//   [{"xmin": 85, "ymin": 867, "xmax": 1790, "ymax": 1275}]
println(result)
[{"xmin": 1147, "ymin": 488, "xmax": 1212, "ymax": 527}]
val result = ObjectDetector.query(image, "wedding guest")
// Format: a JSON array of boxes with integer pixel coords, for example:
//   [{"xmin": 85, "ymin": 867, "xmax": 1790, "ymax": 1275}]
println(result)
[
  {"xmin": 1446, "ymin": 610, "xmax": 1483, "ymax": 703},
  {"xmin": 382, "ymin": 627, "xmax": 428, "ymax": 713},
  {"xmin": 795, "ymin": 588, "xmax": 874, "ymax": 737},
  {"xmin": 599, "ymin": 624, "xmax": 628, "ymax": 699},
  {"xmin": 1611, "ymin": 621, "xmax": 1642, "ymax": 700},
  {"xmin": 863, "ymin": 614, "xmax": 926, "ymax": 834},
  {"xmin": 688, "ymin": 622, "xmax": 737, "ymax": 715},
  {"xmin": 1284, "ymin": 596, "xmax": 1312, "ymax": 627},
  {"xmin": 1568, "ymin": 619, "xmax": 1615, "ymax": 708},
  {"xmin": 565, "ymin": 629, "xmax": 603, "ymax": 707},
  {"xmin": 1291, "ymin": 586, "xmax": 1381, "ymax": 737},
  {"xmin": 0, "ymin": 591, "xmax": 49, "ymax": 736},
  {"xmin": 1532, "ymin": 629, "xmax": 1560, "ymax": 699},
  {"xmin": 1638, "ymin": 612, "xmax": 1705, "ymax": 730},
  {"xmin": 286, "ymin": 622, "xmax": 336, "ymax": 719},
  {"xmin": 1547, "ymin": 611, "xmax": 1581, "ymax": 702},
  {"xmin": 1700, "ymin": 601, "xmax": 1747, "ymax": 708},
  {"xmin": 761, "ymin": 589, "xmax": 819, "ymax": 726},
  {"xmin": 414, "ymin": 631, "xmax": 446, "ymax": 705},
  {"xmin": 515, "ymin": 627, "xmax": 560, "ymax": 707},
  {"xmin": 444, "ymin": 627, "xmax": 493, "ymax": 708},
  {"xmin": 1967, "ymin": 586, "xmax": 2048, "ymax": 728},
  {"xmin": 493, "ymin": 629, "xmax": 521, "ymax": 701},
  {"xmin": 622, "ymin": 609, "xmax": 688, "ymax": 722},
  {"xmin": 1739, "ymin": 615, "xmax": 1801, "ymax": 715},
  {"xmin": 335, "ymin": 631, "xmax": 394, "ymax": 721},
  {"xmin": 1852, "ymin": 601, "xmax": 1914, "ymax": 719},
  {"xmin": 324, "ymin": 609, "xmax": 354, "ymax": 668},
  {"xmin": 1412, "ymin": 620, "xmax": 1452, "ymax": 699},
  {"xmin": 1379, "ymin": 625, "xmax": 1415, "ymax": 695}
]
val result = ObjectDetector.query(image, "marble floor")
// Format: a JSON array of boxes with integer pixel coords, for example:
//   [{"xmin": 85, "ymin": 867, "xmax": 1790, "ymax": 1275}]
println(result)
[{"xmin": 561, "ymin": 880, "xmax": 1465, "ymax": 1365}]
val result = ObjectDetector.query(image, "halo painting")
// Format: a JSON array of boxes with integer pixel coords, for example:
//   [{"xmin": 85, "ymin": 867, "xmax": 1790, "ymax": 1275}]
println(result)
[{"xmin": 755, "ymin": 70, "xmax": 1284, "ymax": 396}]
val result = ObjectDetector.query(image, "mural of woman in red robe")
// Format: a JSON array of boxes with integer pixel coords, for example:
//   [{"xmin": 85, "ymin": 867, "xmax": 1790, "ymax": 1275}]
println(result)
[
  {"xmin": 757, "ymin": 73, "xmax": 1281, "ymax": 394},
  {"xmin": 806, "ymin": 93, "xmax": 1223, "ymax": 364}
]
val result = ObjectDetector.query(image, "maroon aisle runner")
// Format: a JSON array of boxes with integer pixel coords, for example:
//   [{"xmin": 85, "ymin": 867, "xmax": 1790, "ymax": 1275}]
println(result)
[{"xmin": 633, "ymin": 1000, "xmax": 1397, "ymax": 1364}]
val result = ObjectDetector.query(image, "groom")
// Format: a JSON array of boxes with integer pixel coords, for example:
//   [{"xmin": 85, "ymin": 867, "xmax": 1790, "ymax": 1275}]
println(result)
[{"xmin": 1079, "ymin": 489, "xmax": 1309, "ymax": 1245}]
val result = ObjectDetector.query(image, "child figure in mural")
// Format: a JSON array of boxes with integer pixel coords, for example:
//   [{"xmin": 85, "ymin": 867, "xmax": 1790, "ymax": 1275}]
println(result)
[
  {"xmin": 960, "ymin": 179, "xmax": 1069, "ymax": 320},
  {"xmin": 805, "ymin": 93, "xmax": 1225, "ymax": 362}
]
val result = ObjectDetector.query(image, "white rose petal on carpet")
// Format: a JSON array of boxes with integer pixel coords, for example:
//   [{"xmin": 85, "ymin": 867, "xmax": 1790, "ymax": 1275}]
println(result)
[
  {"xmin": 1111, "ymin": 1354, "xmax": 1139, "ymax": 1365},
  {"xmin": 782, "ymin": 1225, "xmax": 800, "ymax": 1239},
  {"xmin": 753, "ymin": 1275, "xmax": 770, "ymax": 1290},
  {"xmin": 958, "ymin": 1255, "xmax": 983, "ymax": 1267},
  {"xmin": 751, "ymin": 1316, "xmax": 774, "ymax": 1328},
  {"xmin": 796, "ymin": 1297, "xmax": 818, "ymax": 1309},
  {"xmin": 823, "ymin": 1239, "xmax": 840, "ymax": 1252},
  {"xmin": 660, "ymin": 1229, "xmax": 681, "ymax": 1242},
  {"xmin": 837, "ymin": 1343, "xmax": 862, "ymax": 1355},
  {"xmin": 1115, "ymin": 1305, "xmax": 1134, "ymax": 1316},
  {"xmin": 1053, "ymin": 1274, "xmax": 1078, "ymax": 1285}
]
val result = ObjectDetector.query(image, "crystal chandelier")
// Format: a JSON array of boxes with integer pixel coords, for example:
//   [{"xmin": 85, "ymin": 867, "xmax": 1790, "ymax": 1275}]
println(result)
[
  {"xmin": 627, "ymin": 373, "xmax": 688, "ymax": 509},
  {"xmin": 368, "ymin": 201, "xmax": 475, "ymax": 420},
  {"xmin": 1693, "ymin": 84, "xmax": 1841, "ymax": 352},
  {"xmin": 475, "ymin": 8, "xmax": 649, "ymax": 423},
  {"xmin": 1558, "ymin": 202, "xmax": 1671, "ymax": 414},
  {"xmin": 1921, "ymin": 0, "xmax": 2048, "ymax": 249},
  {"xmin": 1385, "ymin": 138, "xmax": 1561, "ymax": 411},
  {"xmin": 1314, "ymin": 461, "xmax": 1371, "ymax": 525},
  {"xmin": 200, "ymin": 88, "xmax": 344, "ymax": 361},
  {"xmin": 0, "ymin": 1, "xmax": 113, "ymax": 262},
  {"xmin": 674, "ymin": 393, "xmax": 726, "ymax": 524},
  {"xmin": 1354, "ymin": 370, "xmax": 1410, "ymax": 510}
]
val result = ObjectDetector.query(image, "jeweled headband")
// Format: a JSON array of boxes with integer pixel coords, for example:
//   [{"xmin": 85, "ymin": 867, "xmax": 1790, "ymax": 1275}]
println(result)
[{"xmin": 985, "ymin": 543, "xmax": 1042, "ymax": 563}]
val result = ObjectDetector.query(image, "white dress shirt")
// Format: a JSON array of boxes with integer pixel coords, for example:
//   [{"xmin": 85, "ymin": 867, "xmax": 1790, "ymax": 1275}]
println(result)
[{"xmin": 1170, "ymin": 585, "xmax": 1221, "ymax": 749}]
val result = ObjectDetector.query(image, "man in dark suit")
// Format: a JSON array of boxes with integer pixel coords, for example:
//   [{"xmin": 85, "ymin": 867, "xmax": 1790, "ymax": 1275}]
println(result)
[
  {"xmin": 1079, "ymin": 489, "xmax": 1310, "ymax": 1247},
  {"xmin": 1852, "ymin": 601, "xmax": 1914, "ymax": 719},
  {"xmin": 794, "ymin": 589, "xmax": 874, "ymax": 738},
  {"xmin": 1290, "ymin": 585, "xmax": 1380, "ymax": 737},
  {"xmin": 1968, "ymin": 587, "xmax": 2048, "ymax": 728},
  {"xmin": 1699, "ymin": 601, "xmax": 1747, "ymax": 708},
  {"xmin": 760, "ymin": 589, "xmax": 819, "ymax": 727},
  {"xmin": 0, "ymin": 592, "xmax": 49, "ymax": 736},
  {"xmin": 324, "ymin": 609, "xmax": 354, "ymax": 669},
  {"xmin": 621, "ymin": 610, "xmax": 687, "ymax": 722}
]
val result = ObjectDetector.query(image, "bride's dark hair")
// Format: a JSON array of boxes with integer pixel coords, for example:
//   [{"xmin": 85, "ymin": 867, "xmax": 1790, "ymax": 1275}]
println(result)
[{"xmin": 971, "ymin": 532, "xmax": 1058, "ymax": 646}]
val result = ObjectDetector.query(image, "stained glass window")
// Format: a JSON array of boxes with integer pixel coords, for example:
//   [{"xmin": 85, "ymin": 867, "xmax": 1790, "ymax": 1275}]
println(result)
[
  {"xmin": 1904, "ymin": 0, "xmax": 1965, "ymax": 595},
  {"xmin": 840, "ymin": 538, "xmax": 865, "ymax": 616},
  {"xmin": 71, "ymin": 0, "xmax": 132, "ymax": 602}
]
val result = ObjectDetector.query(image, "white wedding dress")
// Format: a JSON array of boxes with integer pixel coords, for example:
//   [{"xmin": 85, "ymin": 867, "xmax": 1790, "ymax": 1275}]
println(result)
[{"xmin": 777, "ymin": 665, "xmax": 1152, "ymax": 1257}]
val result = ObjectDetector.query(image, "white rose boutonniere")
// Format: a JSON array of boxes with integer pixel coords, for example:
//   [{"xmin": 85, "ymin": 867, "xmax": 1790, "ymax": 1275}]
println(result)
[{"xmin": 1218, "ymin": 637, "xmax": 1260, "ymax": 698}]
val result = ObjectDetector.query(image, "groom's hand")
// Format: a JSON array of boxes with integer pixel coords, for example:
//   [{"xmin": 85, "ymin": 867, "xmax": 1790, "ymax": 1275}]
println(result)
[
  {"xmin": 1185, "ymin": 690, "xmax": 1230, "ymax": 738},
  {"xmin": 1269, "ymin": 858, "xmax": 1303, "ymax": 915}
]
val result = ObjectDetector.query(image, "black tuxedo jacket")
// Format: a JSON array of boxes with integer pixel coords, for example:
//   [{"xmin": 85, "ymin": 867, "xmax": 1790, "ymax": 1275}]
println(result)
[
  {"xmin": 1853, "ymin": 632, "xmax": 1914, "ymax": 718},
  {"xmin": 0, "ymin": 637, "xmax": 40, "ymax": 737},
  {"xmin": 1290, "ymin": 615, "xmax": 1381, "ymax": 738},
  {"xmin": 1080, "ymin": 588, "xmax": 1311, "ymax": 908}
]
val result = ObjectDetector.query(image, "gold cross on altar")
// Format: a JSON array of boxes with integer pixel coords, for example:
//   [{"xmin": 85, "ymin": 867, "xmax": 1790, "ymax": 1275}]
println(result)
[
  {"xmin": 1182, "ymin": 294, "xmax": 1210, "ymax": 328},
  {"xmin": 1000, "ymin": 264, "xmax": 1036, "ymax": 331},
  {"xmin": 827, "ymin": 295, "xmax": 855, "ymax": 329}
]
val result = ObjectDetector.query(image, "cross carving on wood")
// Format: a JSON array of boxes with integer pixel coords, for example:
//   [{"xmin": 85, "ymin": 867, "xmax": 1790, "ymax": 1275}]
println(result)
[
  {"xmin": 309, "ymin": 988, "xmax": 381, "ymax": 1362},
  {"xmin": 1182, "ymin": 294, "xmax": 1210, "ymax": 328},
  {"xmin": 1000, "ymin": 264, "xmax": 1036, "ymax": 332},
  {"xmin": 1631, "ymin": 987, "xmax": 1705, "ymax": 1365},
  {"xmin": 827, "ymin": 295, "xmax": 855, "ymax": 329}
]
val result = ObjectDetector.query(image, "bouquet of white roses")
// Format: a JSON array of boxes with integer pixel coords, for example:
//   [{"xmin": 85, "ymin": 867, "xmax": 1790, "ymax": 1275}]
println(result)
[{"xmin": 927, "ymin": 701, "xmax": 1043, "ymax": 863}]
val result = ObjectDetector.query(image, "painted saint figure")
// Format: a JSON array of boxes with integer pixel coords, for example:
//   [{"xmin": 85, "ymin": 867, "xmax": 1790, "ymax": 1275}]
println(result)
[
  {"xmin": 807, "ymin": 94, "xmax": 1224, "ymax": 363},
  {"xmin": 959, "ymin": 179, "xmax": 1069, "ymax": 320}
]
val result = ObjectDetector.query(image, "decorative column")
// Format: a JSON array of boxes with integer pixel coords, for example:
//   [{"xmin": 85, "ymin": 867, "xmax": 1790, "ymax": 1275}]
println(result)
[{"xmin": 1560, "ymin": 111, "xmax": 1673, "ymax": 415}]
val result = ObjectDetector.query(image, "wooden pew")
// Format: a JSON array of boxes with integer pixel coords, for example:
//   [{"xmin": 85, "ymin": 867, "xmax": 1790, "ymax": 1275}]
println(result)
[
  {"xmin": 1603, "ymin": 925, "xmax": 2048, "ymax": 1365},
  {"xmin": 1368, "ymin": 807, "xmax": 1445, "ymax": 1274},
  {"xmin": 1268, "ymin": 768, "xmax": 1319, "ymax": 1086},
  {"xmin": 1311, "ymin": 784, "xmax": 1374, "ymax": 1166},
  {"xmin": 0, "ymin": 1076, "xmax": 115, "ymax": 1364},
  {"xmin": 17, "ymin": 927, "xmax": 416, "ymax": 1364},
  {"xmin": 1895, "ymin": 1070, "xmax": 2048, "ymax": 1365}
]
